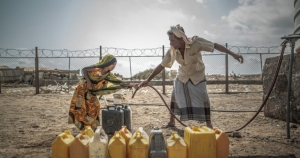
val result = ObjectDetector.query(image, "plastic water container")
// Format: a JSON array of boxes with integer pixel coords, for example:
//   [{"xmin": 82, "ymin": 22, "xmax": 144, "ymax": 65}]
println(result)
[
  {"xmin": 128, "ymin": 129, "xmax": 149, "ymax": 158},
  {"xmin": 69, "ymin": 131, "xmax": 90, "ymax": 158},
  {"xmin": 115, "ymin": 104, "xmax": 132, "ymax": 132},
  {"xmin": 214, "ymin": 128, "xmax": 229, "ymax": 158},
  {"xmin": 184, "ymin": 126, "xmax": 216, "ymax": 158},
  {"xmin": 102, "ymin": 106, "xmax": 124, "ymax": 134},
  {"xmin": 52, "ymin": 130, "xmax": 75, "ymax": 158},
  {"xmin": 85, "ymin": 126, "xmax": 95, "ymax": 138},
  {"xmin": 149, "ymin": 127, "xmax": 167, "ymax": 158},
  {"xmin": 89, "ymin": 126, "xmax": 109, "ymax": 158},
  {"xmin": 108, "ymin": 131, "xmax": 126, "ymax": 158},
  {"xmin": 113, "ymin": 92, "xmax": 123, "ymax": 104},
  {"xmin": 119, "ymin": 126, "xmax": 132, "ymax": 158},
  {"xmin": 166, "ymin": 131, "xmax": 186, "ymax": 158}
]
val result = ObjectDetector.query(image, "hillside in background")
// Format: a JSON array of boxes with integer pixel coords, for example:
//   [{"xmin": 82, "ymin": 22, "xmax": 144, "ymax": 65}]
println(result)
[{"xmin": 131, "ymin": 68, "xmax": 170, "ymax": 80}]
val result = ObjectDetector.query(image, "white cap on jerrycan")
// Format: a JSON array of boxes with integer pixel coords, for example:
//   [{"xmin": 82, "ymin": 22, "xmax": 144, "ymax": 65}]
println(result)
[
  {"xmin": 137, "ymin": 127, "xmax": 149, "ymax": 140},
  {"xmin": 113, "ymin": 91, "xmax": 123, "ymax": 104}
]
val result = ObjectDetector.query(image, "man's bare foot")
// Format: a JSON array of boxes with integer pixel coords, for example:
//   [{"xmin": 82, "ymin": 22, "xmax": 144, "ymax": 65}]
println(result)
[
  {"xmin": 161, "ymin": 122, "xmax": 175, "ymax": 128},
  {"xmin": 206, "ymin": 122, "xmax": 213, "ymax": 129}
]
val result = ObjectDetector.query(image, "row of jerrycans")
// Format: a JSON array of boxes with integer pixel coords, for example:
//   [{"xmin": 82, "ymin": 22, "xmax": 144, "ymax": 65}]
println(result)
[
  {"xmin": 52, "ymin": 125, "xmax": 229, "ymax": 158},
  {"xmin": 107, "ymin": 125, "xmax": 230, "ymax": 158},
  {"xmin": 52, "ymin": 126, "xmax": 108, "ymax": 158}
]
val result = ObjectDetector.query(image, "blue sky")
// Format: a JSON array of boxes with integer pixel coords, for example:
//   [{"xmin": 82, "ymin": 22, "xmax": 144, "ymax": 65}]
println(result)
[{"xmin": 0, "ymin": 0, "xmax": 294, "ymax": 49}]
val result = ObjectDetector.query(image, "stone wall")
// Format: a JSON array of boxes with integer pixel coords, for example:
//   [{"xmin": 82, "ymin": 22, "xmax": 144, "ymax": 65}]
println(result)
[{"xmin": 262, "ymin": 53, "xmax": 300, "ymax": 123}]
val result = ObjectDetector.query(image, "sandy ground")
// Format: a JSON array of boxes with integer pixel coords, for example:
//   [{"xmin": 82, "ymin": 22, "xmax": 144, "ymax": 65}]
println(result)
[{"xmin": 0, "ymin": 84, "xmax": 299, "ymax": 158}]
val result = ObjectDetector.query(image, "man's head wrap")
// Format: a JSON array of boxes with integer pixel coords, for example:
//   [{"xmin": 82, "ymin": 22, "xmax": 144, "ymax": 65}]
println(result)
[
  {"xmin": 170, "ymin": 24, "xmax": 196, "ymax": 45},
  {"xmin": 168, "ymin": 24, "xmax": 203, "ymax": 71}
]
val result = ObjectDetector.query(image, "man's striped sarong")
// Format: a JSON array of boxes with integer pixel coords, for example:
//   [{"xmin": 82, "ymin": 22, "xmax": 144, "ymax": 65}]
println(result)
[{"xmin": 171, "ymin": 78, "xmax": 211, "ymax": 122}]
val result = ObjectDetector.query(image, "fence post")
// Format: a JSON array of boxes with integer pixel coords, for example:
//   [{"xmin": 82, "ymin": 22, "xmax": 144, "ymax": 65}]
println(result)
[
  {"xmin": 100, "ymin": 45, "xmax": 102, "ymax": 60},
  {"xmin": 129, "ymin": 57, "xmax": 132, "ymax": 82},
  {"xmin": 260, "ymin": 53, "xmax": 263, "ymax": 80},
  {"xmin": 35, "ymin": 47, "xmax": 39, "ymax": 94},
  {"xmin": 0, "ymin": 77, "xmax": 1, "ymax": 94},
  {"xmin": 162, "ymin": 45, "xmax": 165, "ymax": 95},
  {"xmin": 68, "ymin": 57, "xmax": 71, "ymax": 93},
  {"xmin": 225, "ymin": 43, "xmax": 229, "ymax": 93}
]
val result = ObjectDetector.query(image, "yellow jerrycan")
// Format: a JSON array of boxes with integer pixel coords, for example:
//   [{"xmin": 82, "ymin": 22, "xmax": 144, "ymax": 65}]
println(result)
[
  {"xmin": 166, "ymin": 131, "xmax": 187, "ymax": 158},
  {"xmin": 184, "ymin": 126, "xmax": 216, "ymax": 158},
  {"xmin": 51, "ymin": 130, "xmax": 75, "ymax": 158},
  {"xmin": 69, "ymin": 131, "xmax": 90, "ymax": 158},
  {"xmin": 119, "ymin": 126, "xmax": 132, "ymax": 158},
  {"xmin": 128, "ymin": 129, "xmax": 149, "ymax": 158},
  {"xmin": 108, "ymin": 131, "xmax": 126, "ymax": 158},
  {"xmin": 214, "ymin": 128, "xmax": 229, "ymax": 158},
  {"xmin": 89, "ymin": 126, "xmax": 109, "ymax": 158},
  {"xmin": 84, "ymin": 125, "xmax": 95, "ymax": 138}
]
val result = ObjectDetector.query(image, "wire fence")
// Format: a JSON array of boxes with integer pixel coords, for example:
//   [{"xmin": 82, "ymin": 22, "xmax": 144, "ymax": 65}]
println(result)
[{"xmin": 0, "ymin": 44, "xmax": 292, "ymax": 94}]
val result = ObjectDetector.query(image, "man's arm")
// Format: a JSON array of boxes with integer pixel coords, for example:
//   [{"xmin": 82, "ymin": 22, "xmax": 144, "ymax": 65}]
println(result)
[
  {"xmin": 138, "ymin": 64, "xmax": 165, "ymax": 87},
  {"xmin": 214, "ymin": 43, "xmax": 243, "ymax": 63}
]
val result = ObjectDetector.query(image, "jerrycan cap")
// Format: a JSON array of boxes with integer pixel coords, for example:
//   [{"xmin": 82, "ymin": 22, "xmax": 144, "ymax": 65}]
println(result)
[
  {"xmin": 192, "ymin": 126, "xmax": 200, "ymax": 131},
  {"xmin": 153, "ymin": 126, "xmax": 159, "ymax": 130}
]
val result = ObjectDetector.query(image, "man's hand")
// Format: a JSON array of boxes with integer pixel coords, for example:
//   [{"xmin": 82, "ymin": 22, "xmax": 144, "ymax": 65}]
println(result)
[
  {"xmin": 233, "ymin": 54, "xmax": 244, "ymax": 63},
  {"xmin": 138, "ymin": 80, "xmax": 150, "ymax": 88}
]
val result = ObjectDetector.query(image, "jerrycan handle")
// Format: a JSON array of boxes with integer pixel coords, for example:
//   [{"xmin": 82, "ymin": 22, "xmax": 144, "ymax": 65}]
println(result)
[
  {"xmin": 107, "ymin": 106, "xmax": 116, "ymax": 110},
  {"xmin": 115, "ymin": 104, "xmax": 124, "ymax": 108},
  {"xmin": 154, "ymin": 135, "xmax": 162, "ymax": 150},
  {"xmin": 174, "ymin": 133, "xmax": 180, "ymax": 140},
  {"xmin": 153, "ymin": 127, "xmax": 162, "ymax": 150}
]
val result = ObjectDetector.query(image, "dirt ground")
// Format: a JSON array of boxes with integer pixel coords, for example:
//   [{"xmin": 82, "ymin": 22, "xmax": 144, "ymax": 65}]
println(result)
[{"xmin": 0, "ymin": 84, "xmax": 299, "ymax": 158}]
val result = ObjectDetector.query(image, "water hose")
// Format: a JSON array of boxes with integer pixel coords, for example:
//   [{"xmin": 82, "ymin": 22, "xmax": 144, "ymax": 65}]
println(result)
[{"xmin": 132, "ymin": 42, "xmax": 287, "ymax": 133}]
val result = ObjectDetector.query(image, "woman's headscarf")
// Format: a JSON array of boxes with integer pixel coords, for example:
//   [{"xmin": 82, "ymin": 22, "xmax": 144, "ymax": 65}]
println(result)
[{"xmin": 86, "ymin": 54, "xmax": 129, "ymax": 95}]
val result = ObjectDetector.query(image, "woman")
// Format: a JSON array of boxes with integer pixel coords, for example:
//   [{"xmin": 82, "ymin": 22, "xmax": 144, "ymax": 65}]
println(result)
[{"xmin": 68, "ymin": 54, "xmax": 136, "ymax": 131}]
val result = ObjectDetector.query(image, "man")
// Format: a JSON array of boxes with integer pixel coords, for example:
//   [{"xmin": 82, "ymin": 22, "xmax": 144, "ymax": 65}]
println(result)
[{"xmin": 138, "ymin": 24, "xmax": 243, "ymax": 129}]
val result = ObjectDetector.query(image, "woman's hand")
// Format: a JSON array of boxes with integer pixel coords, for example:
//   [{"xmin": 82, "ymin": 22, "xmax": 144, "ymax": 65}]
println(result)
[
  {"xmin": 138, "ymin": 80, "xmax": 150, "ymax": 88},
  {"xmin": 121, "ymin": 83, "xmax": 139, "ymax": 89}
]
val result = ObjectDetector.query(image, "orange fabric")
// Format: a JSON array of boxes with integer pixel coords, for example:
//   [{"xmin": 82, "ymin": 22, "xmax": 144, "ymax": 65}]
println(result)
[{"xmin": 69, "ymin": 68, "xmax": 104, "ymax": 131}]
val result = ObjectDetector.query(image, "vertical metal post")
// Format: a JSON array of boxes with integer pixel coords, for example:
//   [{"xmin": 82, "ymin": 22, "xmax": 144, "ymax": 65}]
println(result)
[
  {"xmin": 100, "ymin": 46, "xmax": 102, "ymax": 60},
  {"xmin": 225, "ymin": 43, "xmax": 229, "ymax": 93},
  {"xmin": 35, "ymin": 47, "xmax": 39, "ymax": 94},
  {"xmin": 0, "ymin": 77, "xmax": 2, "ymax": 94},
  {"xmin": 129, "ymin": 57, "xmax": 132, "ymax": 82},
  {"xmin": 68, "ymin": 57, "xmax": 71, "ymax": 93},
  {"xmin": 162, "ymin": 45, "xmax": 166, "ymax": 95},
  {"xmin": 287, "ymin": 41, "xmax": 295, "ymax": 139},
  {"xmin": 260, "ymin": 54, "xmax": 263, "ymax": 80}
]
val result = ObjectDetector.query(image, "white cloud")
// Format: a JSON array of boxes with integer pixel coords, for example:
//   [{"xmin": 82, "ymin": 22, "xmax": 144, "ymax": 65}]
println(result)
[
  {"xmin": 196, "ymin": 0, "xmax": 204, "ymax": 4},
  {"xmin": 221, "ymin": 0, "xmax": 293, "ymax": 46},
  {"xmin": 157, "ymin": 0, "xmax": 170, "ymax": 4},
  {"xmin": 204, "ymin": 30, "xmax": 217, "ymax": 39},
  {"xmin": 191, "ymin": 15, "xmax": 196, "ymax": 21}
]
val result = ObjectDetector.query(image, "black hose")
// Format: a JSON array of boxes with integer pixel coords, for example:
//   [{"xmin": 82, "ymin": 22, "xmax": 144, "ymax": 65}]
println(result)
[
  {"xmin": 132, "ymin": 85, "xmax": 187, "ymax": 127},
  {"xmin": 131, "ymin": 43, "xmax": 286, "ymax": 133}
]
